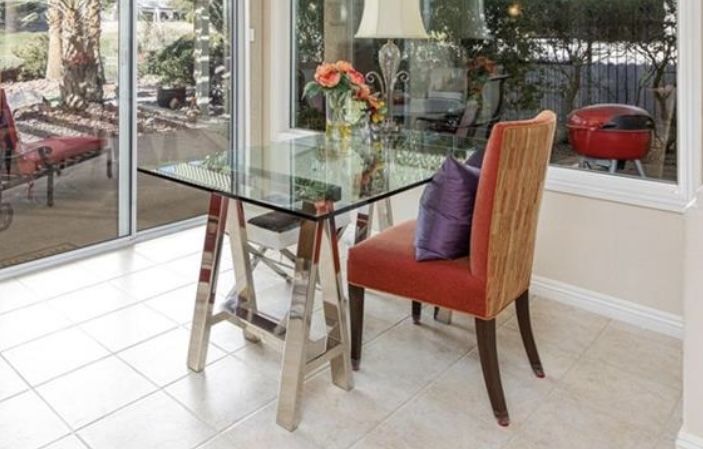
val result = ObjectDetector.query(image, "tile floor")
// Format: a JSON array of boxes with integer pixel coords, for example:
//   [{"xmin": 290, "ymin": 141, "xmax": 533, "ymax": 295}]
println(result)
[{"xmin": 0, "ymin": 225, "xmax": 683, "ymax": 449}]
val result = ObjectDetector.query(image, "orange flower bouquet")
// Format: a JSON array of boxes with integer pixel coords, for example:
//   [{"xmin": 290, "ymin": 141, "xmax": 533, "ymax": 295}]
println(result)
[{"xmin": 303, "ymin": 61, "xmax": 386, "ymax": 142}]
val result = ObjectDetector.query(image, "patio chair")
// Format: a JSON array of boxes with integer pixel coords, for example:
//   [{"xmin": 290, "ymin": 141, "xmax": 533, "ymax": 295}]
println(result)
[
  {"xmin": 417, "ymin": 74, "xmax": 509, "ymax": 139},
  {"xmin": 348, "ymin": 111, "xmax": 557, "ymax": 426},
  {"xmin": 0, "ymin": 88, "xmax": 112, "ymax": 208}
]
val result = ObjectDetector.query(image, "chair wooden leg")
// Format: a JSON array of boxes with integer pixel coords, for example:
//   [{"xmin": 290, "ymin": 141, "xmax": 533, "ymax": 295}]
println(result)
[
  {"xmin": 349, "ymin": 284, "xmax": 365, "ymax": 371},
  {"xmin": 106, "ymin": 150, "xmax": 114, "ymax": 179},
  {"xmin": 412, "ymin": 301, "xmax": 422, "ymax": 324},
  {"xmin": 515, "ymin": 290, "xmax": 545, "ymax": 378},
  {"xmin": 46, "ymin": 166, "xmax": 55, "ymax": 207},
  {"xmin": 475, "ymin": 318, "xmax": 510, "ymax": 427}
]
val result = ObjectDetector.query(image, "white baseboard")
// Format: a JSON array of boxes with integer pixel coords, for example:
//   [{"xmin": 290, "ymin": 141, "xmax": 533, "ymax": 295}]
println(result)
[
  {"xmin": 531, "ymin": 275, "xmax": 684, "ymax": 339},
  {"xmin": 677, "ymin": 431, "xmax": 703, "ymax": 449}
]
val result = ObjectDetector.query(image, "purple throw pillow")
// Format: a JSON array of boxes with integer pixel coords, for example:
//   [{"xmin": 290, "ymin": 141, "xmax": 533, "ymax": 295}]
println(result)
[
  {"xmin": 466, "ymin": 149, "xmax": 485, "ymax": 168},
  {"xmin": 415, "ymin": 157, "xmax": 480, "ymax": 261}
]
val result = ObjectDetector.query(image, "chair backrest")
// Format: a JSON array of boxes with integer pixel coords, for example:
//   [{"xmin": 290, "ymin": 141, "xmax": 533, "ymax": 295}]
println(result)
[
  {"xmin": 0, "ymin": 88, "xmax": 20, "ymax": 176},
  {"xmin": 470, "ymin": 111, "xmax": 557, "ymax": 318},
  {"xmin": 456, "ymin": 74, "xmax": 509, "ymax": 139},
  {"xmin": 0, "ymin": 89, "xmax": 19, "ymax": 152}
]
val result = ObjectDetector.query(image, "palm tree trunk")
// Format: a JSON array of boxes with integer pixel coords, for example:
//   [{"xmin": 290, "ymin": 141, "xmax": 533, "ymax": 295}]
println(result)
[
  {"xmin": 61, "ymin": 0, "xmax": 89, "ymax": 109},
  {"xmin": 84, "ymin": 0, "xmax": 104, "ymax": 103},
  {"xmin": 60, "ymin": 0, "xmax": 103, "ymax": 110}
]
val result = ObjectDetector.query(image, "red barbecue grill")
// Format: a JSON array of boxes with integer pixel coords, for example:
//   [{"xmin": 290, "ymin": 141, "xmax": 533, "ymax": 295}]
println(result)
[{"xmin": 567, "ymin": 104, "xmax": 655, "ymax": 178}]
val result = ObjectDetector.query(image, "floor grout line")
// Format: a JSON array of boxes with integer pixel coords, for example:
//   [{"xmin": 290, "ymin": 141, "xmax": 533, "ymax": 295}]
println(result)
[
  {"xmin": 0, "ymin": 265, "xmax": 215, "ymax": 353},
  {"xmin": 0, "ymin": 351, "xmax": 82, "ymax": 449},
  {"xmin": 347, "ymin": 344, "xmax": 475, "ymax": 449},
  {"xmin": 1, "ymin": 241, "xmax": 685, "ymax": 449},
  {"xmin": 190, "ymin": 310, "xmax": 439, "ymax": 449},
  {"xmin": 1, "ymin": 247, "xmax": 202, "ymax": 319}
]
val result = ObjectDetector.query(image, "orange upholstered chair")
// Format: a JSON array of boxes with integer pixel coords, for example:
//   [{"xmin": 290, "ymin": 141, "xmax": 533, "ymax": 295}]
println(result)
[{"xmin": 347, "ymin": 111, "xmax": 557, "ymax": 426}]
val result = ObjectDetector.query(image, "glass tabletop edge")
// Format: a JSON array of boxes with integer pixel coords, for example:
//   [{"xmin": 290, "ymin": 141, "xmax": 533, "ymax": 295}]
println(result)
[{"xmin": 138, "ymin": 167, "xmax": 433, "ymax": 222}]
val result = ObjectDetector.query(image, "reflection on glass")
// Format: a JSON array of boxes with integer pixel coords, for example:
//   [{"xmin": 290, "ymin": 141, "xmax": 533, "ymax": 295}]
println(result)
[
  {"xmin": 293, "ymin": 0, "xmax": 678, "ymax": 182},
  {"xmin": 0, "ymin": 0, "xmax": 121, "ymax": 268},
  {"xmin": 136, "ymin": 0, "xmax": 233, "ymax": 230}
]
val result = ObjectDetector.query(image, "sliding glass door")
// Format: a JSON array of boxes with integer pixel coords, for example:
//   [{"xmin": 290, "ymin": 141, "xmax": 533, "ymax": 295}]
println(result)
[
  {"xmin": 135, "ymin": 0, "xmax": 238, "ymax": 231},
  {"xmin": 0, "ymin": 0, "xmax": 244, "ymax": 271},
  {"xmin": 0, "ymin": 0, "xmax": 126, "ymax": 268}
]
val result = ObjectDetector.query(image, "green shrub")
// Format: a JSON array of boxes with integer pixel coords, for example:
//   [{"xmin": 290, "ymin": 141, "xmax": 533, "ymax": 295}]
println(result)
[
  {"xmin": 145, "ymin": 33, "xmax": 225, "ymax": 84},
  {"xmin": 145, "ymin": 33, "xmax": 197, "ymax": 87},
  {"xmin": 13, "ymin": 34, "xmax": 48, "ymax": 81}
]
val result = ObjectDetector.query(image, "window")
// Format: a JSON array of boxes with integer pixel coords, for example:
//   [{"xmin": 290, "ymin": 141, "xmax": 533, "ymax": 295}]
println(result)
[{"xmin": 292, "ymin": 0, "xmax": 679, "ymax": 183}]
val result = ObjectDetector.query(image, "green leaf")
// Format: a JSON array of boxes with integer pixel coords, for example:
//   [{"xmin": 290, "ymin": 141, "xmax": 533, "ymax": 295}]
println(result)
[{"xmin": 302, "ymin": 81, "xmax": 322, "ymax": 99}]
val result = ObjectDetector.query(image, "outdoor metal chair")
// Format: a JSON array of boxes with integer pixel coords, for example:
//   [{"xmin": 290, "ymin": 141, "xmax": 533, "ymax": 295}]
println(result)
[
  {"xmin": 0, "ymin": 88, "xmax": 112, "ymax": 210},
  {"xmin": 417, "ymin": 74, "xmax": 509, "ymax": 139}
]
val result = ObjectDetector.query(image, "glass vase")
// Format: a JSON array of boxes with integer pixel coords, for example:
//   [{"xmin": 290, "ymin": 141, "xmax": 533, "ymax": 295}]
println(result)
[{"xmin": 325, "ymin": 91, "xmax": 354, "ymax": 144}]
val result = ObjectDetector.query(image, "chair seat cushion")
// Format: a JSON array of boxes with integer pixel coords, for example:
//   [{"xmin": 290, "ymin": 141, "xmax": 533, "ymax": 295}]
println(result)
[
  {"xmin": 14, "ymin": 136, "xmax": 105, "ymax": 176},
  {"xmin": 348, "ymin": 220, "xmax": 488, "ymax": 317},
  {"xmin": 248, "ymin": 211, "xmax": 301, "ymax": 233},
  {"xmin": 23, "ymin": 136, "xmax": 105, "ymax": 164},
  {"xmin": 415, "ymin": 157, "xmax": 480, "ymax": 261}
]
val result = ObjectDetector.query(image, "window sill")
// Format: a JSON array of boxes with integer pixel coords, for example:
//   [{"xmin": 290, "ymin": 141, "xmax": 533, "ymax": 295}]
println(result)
[
  {"xmin": 274, "ymin": 128, "xmax": 319, "ymax": 142},
  {"xmin": 546, "ymin": 165, "xmax": 689, "ymax": 213}
]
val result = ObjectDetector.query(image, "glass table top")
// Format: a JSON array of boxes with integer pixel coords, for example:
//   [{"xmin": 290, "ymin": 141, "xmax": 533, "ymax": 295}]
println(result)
[{"xmin": 138, "ymin": 131, "xmax": 487, "ymax": 220}]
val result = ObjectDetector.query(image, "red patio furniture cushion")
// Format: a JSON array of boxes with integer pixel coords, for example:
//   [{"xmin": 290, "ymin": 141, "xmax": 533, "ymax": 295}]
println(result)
[{"xmin": 22, "ymin": 136, "xmax": 105, "ymax": 165}]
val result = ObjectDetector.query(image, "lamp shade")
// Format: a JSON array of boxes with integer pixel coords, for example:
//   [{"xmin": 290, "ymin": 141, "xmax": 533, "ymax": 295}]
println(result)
[{"xmin": 355, "ymin": 0, "xmax": 430, "ymax": 40}]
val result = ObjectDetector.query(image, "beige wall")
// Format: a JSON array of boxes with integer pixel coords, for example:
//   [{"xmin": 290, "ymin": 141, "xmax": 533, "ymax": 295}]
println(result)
[
  {"xmin": 535, "ymin": 191, "xmax": 685, "ymax": 316},
  {"xmin": 390, "ymin": 188, "xmax": 685, "ymax": 317}
]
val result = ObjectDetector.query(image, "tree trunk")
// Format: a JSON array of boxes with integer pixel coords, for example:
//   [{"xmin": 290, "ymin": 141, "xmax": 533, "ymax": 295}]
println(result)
[
  {"xmin": 61, "ymin": 1, "xmax": 89, "ymax": 109},
  {"xmin": 84, "ymin": 0, "xmax": 104, "ymax": 103},
  {"xmin": 46, "ymin": 0, "xmax": 63, "ymax": 80},
  {"xmin": 194, "ymin": 0, "xmax": 210, "ymax": 115},
  {"xmin": 562, "ymin": 64, "xmax": 582, "ymax": 122},
  {"xmin": 644, "ymin": 86, "xmax": 676, "ymax": 179},
  {"xmin": 60, "ymin": 0, "xmax": 103, "ymax": 110}
]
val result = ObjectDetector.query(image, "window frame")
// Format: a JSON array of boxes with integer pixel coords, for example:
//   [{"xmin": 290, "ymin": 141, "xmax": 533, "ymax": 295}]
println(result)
[{"xmin": 272, "ymin": 0, "xmax": 702, "ymax": 213}]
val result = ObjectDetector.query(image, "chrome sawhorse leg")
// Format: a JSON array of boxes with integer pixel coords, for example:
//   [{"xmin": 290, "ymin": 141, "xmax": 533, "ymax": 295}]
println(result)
[
  {"xmin": 188, "ymin": 194, "xmax": 229, "ymax": 372},
  {"xmin": 188, "ymin": 196, "xmax": 260, "ymax": 369},
  {"xmin": 188, "ymin": 195, "xmax": 353, "ymax": 431},
  {"xmin": 276, "ymin": 201, "xmax": 353, "ymax": 430},
  {"xmin": 227, "ymin": 200, "xmax": 261, "ymax": 343}
]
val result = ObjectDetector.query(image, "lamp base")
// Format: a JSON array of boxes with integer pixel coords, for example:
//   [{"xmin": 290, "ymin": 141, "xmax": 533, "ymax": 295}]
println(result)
[
  {"xmin": 364, "ymin": 40, "xmax": 409, "ymax": 136},
  {"xmin": 378, "ymin": 40, "xmax": 402, "ymax": 91},
  {"xmin": 378, "ymin": 40, "xmax": 403, "ymax": 134}
]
